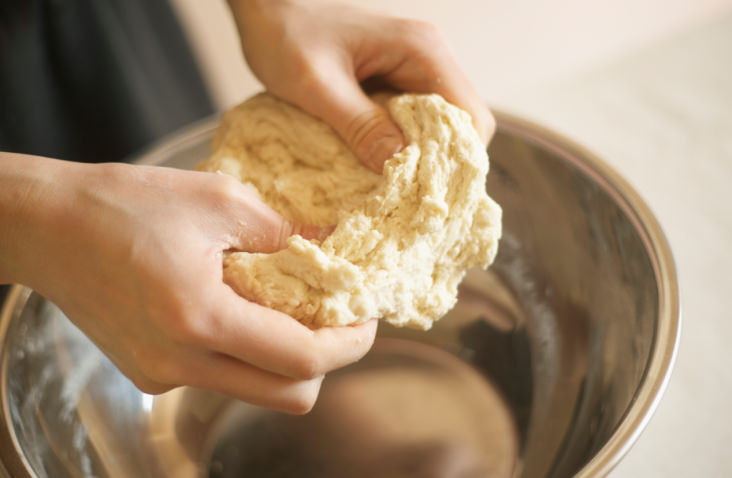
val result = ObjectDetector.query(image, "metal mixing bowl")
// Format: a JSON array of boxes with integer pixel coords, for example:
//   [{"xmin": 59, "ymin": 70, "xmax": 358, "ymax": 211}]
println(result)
[{"xmin": 0, "ymin": 112, "xmax": 680, "ymax": 478}]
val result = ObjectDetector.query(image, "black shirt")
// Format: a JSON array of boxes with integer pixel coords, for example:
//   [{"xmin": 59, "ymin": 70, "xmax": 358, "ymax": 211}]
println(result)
[{"xmin": 0, "ymin": 0, "xmax": 214, "ymax": 163}]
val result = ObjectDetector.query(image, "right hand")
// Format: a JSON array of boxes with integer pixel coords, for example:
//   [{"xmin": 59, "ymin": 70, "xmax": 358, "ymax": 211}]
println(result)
[
  {"xmin": 0, "ymin": 154, "xmax": 377, "ymax": 414},
  {"xmin": 228, "ymin": 0, "xmax": 495, "ymax": 172}
]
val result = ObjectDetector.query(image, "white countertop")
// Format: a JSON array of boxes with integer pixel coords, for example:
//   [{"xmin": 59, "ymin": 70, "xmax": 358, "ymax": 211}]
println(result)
[{"xmin": 174, "ymin": 2, "xmax": 732, "ymax": 475}]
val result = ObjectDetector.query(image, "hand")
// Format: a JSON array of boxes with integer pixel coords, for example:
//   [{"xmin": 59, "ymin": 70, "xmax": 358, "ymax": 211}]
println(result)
[
  {"xmin": 228, "ymin": 0, "xmax": 495, "ymax": 172},
  {"xmin": 0, "ymin": 154, "xmax": 377, "ymax": 414}
]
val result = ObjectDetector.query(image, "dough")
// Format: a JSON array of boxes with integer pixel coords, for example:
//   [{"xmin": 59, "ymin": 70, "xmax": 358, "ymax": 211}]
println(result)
[{"xmin": 196, "ymin": 93, "xmax": 501, "ymax": 330}]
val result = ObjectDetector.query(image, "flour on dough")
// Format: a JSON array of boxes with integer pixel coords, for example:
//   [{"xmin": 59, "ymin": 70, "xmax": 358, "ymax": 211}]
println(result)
[{"xmin": 196, "ymin": 93, "xmax": 501, "ymax": 330}]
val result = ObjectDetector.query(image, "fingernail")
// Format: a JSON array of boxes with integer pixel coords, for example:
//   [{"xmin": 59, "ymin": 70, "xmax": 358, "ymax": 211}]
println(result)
[{"xmin": 366, "ymin": 136, "xmax": 404, "ymax": 172}]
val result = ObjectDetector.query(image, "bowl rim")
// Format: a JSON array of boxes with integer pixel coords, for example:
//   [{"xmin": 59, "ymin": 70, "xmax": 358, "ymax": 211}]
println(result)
[
  {"xmin": 494, "ymin": 111, "xmax": 681, "ymax": 477},
  {"xmin": 0, "ymin": 286, "xmax": 33, "ymax": 478},
  {"xmin": 0, "ymin": 111, "xmax": 681, "ymax": 478}
]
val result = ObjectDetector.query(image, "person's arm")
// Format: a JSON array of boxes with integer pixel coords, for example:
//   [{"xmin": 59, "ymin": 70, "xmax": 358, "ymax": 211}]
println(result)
[
  {"xmin": 0, "ymin": 0, "xmax": 490, "ymax": 414},
  {"xmin": 0, "ymin": 153, "xmax": 376, "ymax": 413},
  {"xmin": 227, "ymin": 0, "xmax": 495, "ymax": 172}
]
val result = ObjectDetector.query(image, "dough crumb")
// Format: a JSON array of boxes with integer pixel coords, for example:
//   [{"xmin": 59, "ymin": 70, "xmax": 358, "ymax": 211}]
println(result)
[{"xmin": 196, "ymin": 93, "xmax": 501, "ymax": 330}]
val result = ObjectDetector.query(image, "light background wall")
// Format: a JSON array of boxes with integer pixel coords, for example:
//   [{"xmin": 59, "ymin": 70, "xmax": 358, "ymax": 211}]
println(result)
[{"xmin": 170, "ymin": 0, "xmax": 731, "ymax": 111}]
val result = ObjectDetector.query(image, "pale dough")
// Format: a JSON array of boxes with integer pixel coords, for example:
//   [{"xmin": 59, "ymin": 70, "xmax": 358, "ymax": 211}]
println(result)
[{"xmin": 196, "ymin": 93, "xmax": 501, "ymax": 330}]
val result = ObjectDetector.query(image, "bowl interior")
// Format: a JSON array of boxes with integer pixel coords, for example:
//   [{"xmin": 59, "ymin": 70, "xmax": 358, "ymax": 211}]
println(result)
[{"xmin": 0, "ymin": 114, "xmax": 676, "ymax": 478}]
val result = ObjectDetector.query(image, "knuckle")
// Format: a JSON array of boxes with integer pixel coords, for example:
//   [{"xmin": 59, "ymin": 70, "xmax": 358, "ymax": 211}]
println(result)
[
  {"xmin": 129, "ymin": 373, "xmax": 175, "ymax": 395},
  {"xmin": 158, "ymin": 294, "xmax": 208, "ymax": 347},
  {"xmin": 290, "ymin": 51, "xmax": 313, "ymax": 77},
  {"xmin": 288, "ymin": 396, "xmax": 317, "ymax": 415},
  {"xmin": 344, "ymin": 111, "xmax": 390, "ymax": 158},
  {"xmin": 210, "ymin": 174, "xmax": 243, "ymax": 203},
  {"xmin": 417, "ymin": 20, "xmax": 443, "ymax": 41},
  {"xmin": 396, "ymin": 20, "xmax": 451, "ymax": 67},
  {"xmin": 288, "ymin": 54, "xmax": 327, "ymax": 96},
  {"xmin": 136, "ymin": 381, "xmax": 174, "ymax": 396},
  {"xmin": 471, "ymin": 106, "xmax": 496, "ymax": 144},
  {"xmin": 398, "ymin": 18, "xmax": 443, "ymax": 44},
  {"xmin": 284, "ymin": 380, "xmax": 321, "ymax": 415},
  {"xmin": 292, "ymin": 348, "xmax": 324, "ymax": 381},
  {"xmin": 485, "ymin": 111, "xmax": 497, "ymax": 142},
  {"xmin": 135, "ymin": 350, "xmax": 185, "ymax": 385},
  {"xmin": 168, "ymin": 313, "xmax": 204, "ymax": 346}
]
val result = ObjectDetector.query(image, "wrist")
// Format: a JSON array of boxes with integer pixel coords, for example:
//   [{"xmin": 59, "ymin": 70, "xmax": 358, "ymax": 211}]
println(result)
[{"xmin": 0, "ymin": 154, "xmax": 80, "ymax": 287}]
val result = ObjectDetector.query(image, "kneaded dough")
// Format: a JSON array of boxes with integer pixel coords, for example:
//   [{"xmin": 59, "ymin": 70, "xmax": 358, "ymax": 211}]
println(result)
[{"xmin": 196, "ymin": 93, "xmax": 501, "ymax": 330}]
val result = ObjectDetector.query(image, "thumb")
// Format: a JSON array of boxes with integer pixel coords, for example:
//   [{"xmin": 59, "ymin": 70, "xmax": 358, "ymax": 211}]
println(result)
[
  {"xmin": 295, "ymin": 75, "xmax": 405, "ymax": 172},
  {"xmin": 226, "ymin": 188, "xmax": 331, "ymax": 253}
]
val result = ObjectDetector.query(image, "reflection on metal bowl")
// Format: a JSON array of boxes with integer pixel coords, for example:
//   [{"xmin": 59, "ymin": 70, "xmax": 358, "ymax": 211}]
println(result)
[{"xmin": 0, "ymin": 112, "xmax": 680, "ymax": 478}]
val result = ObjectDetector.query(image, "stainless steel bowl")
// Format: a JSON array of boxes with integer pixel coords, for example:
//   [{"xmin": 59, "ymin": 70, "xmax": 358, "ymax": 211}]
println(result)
[{"xmin": 0, "ymin": 112, "xmax": 680, "ymax": 478}]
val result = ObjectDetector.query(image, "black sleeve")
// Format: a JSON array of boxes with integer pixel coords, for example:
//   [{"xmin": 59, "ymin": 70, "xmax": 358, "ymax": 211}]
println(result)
[{"xmin": 0, "ymin": 0, "xmax": 215, "ymax": 163}]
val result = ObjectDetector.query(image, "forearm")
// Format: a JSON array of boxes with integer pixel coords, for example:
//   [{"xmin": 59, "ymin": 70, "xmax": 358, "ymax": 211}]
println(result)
[
  {"xmin": 1, "ymin": 153, "xmax": 48, "ymax": 284},
  {"xmin": 0, "ymin": 153, "xmax": 81, "ymax": 286},
  {"xmin": 226, "ymin": 0, "xmax": 277, "ymax": 17}
]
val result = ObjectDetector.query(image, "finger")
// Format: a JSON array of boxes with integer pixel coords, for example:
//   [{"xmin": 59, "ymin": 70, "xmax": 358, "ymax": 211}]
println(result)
[
  {"xmin": 387, "ymin": 58, "xmax": 494, "ymax": 145},
  {"xmin": 292, "ymin": 66, "xmax": 405, "ymax": 172},
  {"xmin": 362, "ymin": 20, "xmax": 495, "ymax": 145},
  {"xmin": 202, "ymin": 287, "xmax": 377, "ymax": 380},
  {"xmin": 108, "ymin": 359, "xmax": 175, "ymax": 396},
  {"xmin": 432, "ymin": 80, "xmax": 495, "ymax": 146},
  {"xmin": 185, "ymin": 351, "xmax": 325, "ymax": 415},
  {"xmin": 216, "ymin": 181, "xmax": 329, "ymax": 252}
]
